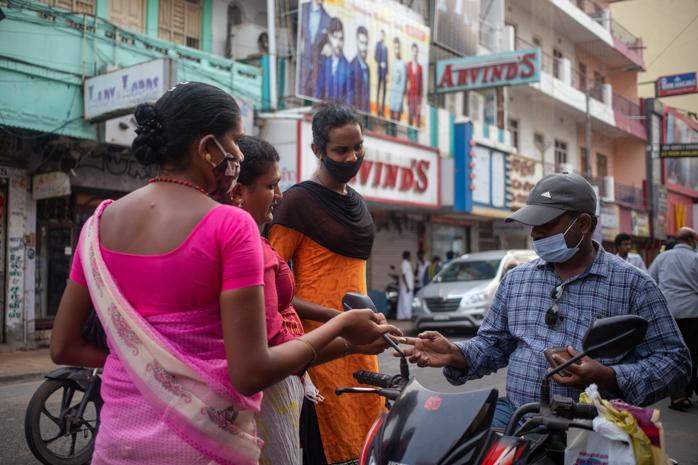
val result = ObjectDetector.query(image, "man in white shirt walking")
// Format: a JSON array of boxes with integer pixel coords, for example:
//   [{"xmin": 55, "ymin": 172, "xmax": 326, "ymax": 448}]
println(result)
[
  {"xmin": 615, "ymin": 232, "xmax": 647, "ymax": 271},
  {"xmin": 397, "ymin": 250, "xmax": 414, "ymax": 321},
  {"xmin": 649, "ymin": 227, "xmax": 698, "ymax": 411}
]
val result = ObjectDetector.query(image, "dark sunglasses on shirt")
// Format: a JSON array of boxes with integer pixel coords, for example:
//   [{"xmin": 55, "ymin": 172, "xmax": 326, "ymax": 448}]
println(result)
[{"xmin": 546, "ymin": 284, "xmax": 564, "ymax": 328}]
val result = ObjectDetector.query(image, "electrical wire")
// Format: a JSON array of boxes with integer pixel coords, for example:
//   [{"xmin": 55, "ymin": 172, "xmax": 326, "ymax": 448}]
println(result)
[{"xmin": 647, "ymin": 13, "xmax": 698, "ymax": 68}]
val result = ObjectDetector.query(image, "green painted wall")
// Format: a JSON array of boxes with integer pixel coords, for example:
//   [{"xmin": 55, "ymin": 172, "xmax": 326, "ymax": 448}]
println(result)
[
  {"xmin": 96, "ymin": 0, "xmax": 109, "ymax": 19},
  {"xmin": 0, "ymin": 2, "xmax": 263, "ymax": 140},
  {"xmin": 201, "ymin": 0, "xmax": 212, "ymax": 53},
  {"xmin": 146, "ymin": 0, "xmax": 159, "ymax": 38}
]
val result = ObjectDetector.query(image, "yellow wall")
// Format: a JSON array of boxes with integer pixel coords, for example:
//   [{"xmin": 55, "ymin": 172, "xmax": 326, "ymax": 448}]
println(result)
[{"xmin": 612, "ymin": 0, "xmax": 698, "ymax": 113}]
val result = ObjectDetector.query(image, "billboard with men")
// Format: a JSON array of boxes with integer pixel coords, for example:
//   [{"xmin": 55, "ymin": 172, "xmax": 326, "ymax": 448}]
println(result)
[{"xmin": 296, "ymin": 0, "xmax": 430, "ymax": 128}]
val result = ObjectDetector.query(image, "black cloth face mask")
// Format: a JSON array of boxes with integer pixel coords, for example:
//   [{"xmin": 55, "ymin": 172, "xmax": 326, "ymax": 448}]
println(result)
[{"xmin": 322, "ymin": 155, "xmax": 364, "ymax": 183}]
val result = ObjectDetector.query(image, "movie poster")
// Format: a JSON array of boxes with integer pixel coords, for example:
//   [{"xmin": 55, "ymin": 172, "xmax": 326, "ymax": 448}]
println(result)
[{"xmin": 296, "ymin": 0, "xmax": 430, "ymax": 128}]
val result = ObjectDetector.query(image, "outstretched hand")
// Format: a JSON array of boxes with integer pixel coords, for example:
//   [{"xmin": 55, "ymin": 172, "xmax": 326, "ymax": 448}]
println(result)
[
  {"xmin": 339, "ymin": 309, "xmax": 402, "ymax": 346},
  {"xmin": 393, "ymin": 331, "xmax": 467, "ymax": 369}
]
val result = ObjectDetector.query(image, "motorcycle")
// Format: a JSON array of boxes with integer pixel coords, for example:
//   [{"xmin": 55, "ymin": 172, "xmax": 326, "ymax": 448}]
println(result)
[
  {"xmin": 25, "ymin": 311, "xmax": 105, "ymax": 465},
  {"xmin": 385, "ymin": 265, "xmax": 400, "ymax": 319},
  {"xmin": 340, "ymin": 293, "xmax": 652, "ymax": 465}
]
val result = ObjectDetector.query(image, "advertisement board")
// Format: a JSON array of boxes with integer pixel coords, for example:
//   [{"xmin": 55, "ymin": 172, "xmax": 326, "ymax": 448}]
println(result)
[
  {"xmin": 656, "ymin": 72, "xmax": 697, "ymax": 98},
  {"xmin": 436, "ymin": 48, "xmax": 541, "ymax": 93},
  {"xmin": 297, "ymin": 121, "xmax": 440, "ymax": 207},
  {"xmin": 296, "ymin": 0, "xmax": 430, "ymax": 128},
  {"xmin": 84, "ymin": 59, "xmax": 175, "ymax": 121}
]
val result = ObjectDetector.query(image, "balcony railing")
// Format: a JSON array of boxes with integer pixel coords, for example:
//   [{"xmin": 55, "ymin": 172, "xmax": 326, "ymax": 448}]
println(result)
[
  {"xmin": 612, "ymin": 92, "xmax": 642, "ymax": 119},
  {"xmin": 516, "ymin": 37, "xmax": 605, "ymax": 103},
  {"xmin": 610, "ymin": 19, "xmax": 644, "ymax": 58},
  {"xmin": 570, "ymin": 0, "xmax": 644, "ymax": 59},
  {"xmin": 573, "ymin": 0, "xmax": 607, "ymax": 24}
]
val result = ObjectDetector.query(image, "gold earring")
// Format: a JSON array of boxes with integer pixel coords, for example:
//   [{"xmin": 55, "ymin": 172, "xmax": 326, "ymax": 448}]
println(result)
[{"xmin": 204, "ymin": 153, "xmax": 212, "ymax": 162}]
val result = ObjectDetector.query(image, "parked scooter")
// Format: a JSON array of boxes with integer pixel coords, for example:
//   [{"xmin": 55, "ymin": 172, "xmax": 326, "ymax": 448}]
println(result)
[
  {"xmin": 25, "ymin": 311, "xmax": 105, "ymax": 465},
  {"xmin": 340, "ymin": 293, "xmax": 653, "ymax": 465}
]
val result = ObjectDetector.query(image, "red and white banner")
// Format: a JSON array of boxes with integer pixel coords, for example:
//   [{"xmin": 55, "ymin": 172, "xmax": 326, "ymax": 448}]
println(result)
[{"xmin": 297, "ymin": 121, "xmax": 440, "ymax": 207}]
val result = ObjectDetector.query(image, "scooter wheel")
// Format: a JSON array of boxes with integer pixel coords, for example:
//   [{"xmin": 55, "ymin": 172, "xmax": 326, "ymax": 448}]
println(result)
[{"xmin": 24, "ymin": 378, "xmax": 102, "ymax": 465}]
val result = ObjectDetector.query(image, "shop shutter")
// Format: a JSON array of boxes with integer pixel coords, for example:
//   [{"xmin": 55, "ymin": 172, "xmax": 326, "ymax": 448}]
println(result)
[
  {"xmin": 110, "ymin": 0, "xmax": 146, "ymax": 33},
  {"xmin": 369, "ymin": 226, "xmax": 419, "ymax": 292}
]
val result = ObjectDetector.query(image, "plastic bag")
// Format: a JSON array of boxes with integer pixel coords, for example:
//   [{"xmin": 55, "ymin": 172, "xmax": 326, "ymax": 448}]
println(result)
[{"xmin": 564, "ymin": 417, "xmax": 635, "ymax": 465}]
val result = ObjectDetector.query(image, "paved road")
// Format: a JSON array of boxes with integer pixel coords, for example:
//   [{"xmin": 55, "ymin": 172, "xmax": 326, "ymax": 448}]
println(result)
[{"xmin": 1, "ymin": 329, "xmax": 696, "ymax": 464}]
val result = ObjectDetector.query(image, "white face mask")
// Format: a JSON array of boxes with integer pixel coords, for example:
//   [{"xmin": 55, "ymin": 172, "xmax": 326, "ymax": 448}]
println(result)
[{"xmin": 532, "ymin": 217, "xmax": 584, "ymax": 263}]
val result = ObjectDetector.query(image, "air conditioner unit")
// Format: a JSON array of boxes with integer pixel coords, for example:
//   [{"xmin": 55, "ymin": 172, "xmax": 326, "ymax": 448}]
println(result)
[
  {"xmin": 468, "ymin": 92, "xmax": 485, "ymax": 123},
  {"xmin": 602, "ymin": 176, "xmax": 615, "ymax": 202}
]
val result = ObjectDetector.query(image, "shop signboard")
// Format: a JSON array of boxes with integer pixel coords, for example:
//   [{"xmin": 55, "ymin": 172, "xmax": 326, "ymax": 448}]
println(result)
[
  {"xmin": 297, "ymin": 121, "xmax": 440, "ymax": 207},
  {"xmin": 506, "ymin": 154, "xmax": 542, "ymax": 210},
  {"xmin": 600, "ymin": 204, "xmax": 620, "ymax": 241},
  {"xmin": 653, "ymin": 185, "xmax": 667, "ymax": 240},
  {"xmin": 656, "ymin": 72, "xmax": 697, "ymax": 98},
  {"xmin": 84, "ymin": 59, "xmax": 175, "ymax": 121},
  {"xmin": 659, "ymin": 143, "xmax": 698, "ymax": 158},
  {"xmin": 631, "ymin": 210, "xmax": 650, "ymax": 238},
  {"xmin": 436, "ymin": 48, "xmax": 541, "ymax": 93},
  {"xmin": 296, "ymin": 0, "xmax": 430, "ymax": 128},
  {"xmin": 32, "ymin": 172, "xmax": 71, "ymax": 200}
]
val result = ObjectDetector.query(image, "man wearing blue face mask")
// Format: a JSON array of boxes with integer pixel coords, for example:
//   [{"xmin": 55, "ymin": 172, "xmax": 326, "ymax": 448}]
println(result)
[{"xmin": 399, "ymin": 172, "xmax": 691, "ymax": 428}]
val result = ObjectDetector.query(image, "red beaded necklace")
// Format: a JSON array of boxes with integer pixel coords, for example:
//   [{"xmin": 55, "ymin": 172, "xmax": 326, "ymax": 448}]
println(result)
[{"xmin": 148, "ymin": 177, "xmax": 209, "ymax": 196}]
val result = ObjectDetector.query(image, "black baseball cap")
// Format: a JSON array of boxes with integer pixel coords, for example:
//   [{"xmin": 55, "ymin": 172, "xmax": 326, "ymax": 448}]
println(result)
[{"xmin": 506, "ymin": 172, "xmax": 597, "ymax": 226}]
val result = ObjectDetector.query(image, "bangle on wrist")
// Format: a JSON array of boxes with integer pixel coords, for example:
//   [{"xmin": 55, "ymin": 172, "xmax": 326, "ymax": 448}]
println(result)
[{"xmin": 296, "ymin": 337, "xmax": 317, "ymax": 366}]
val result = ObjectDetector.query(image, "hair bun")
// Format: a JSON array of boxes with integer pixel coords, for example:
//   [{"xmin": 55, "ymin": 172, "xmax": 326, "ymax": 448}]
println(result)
[{"xmin": 132, "ymin": 103, "xmax": 166, "ymax": 165}]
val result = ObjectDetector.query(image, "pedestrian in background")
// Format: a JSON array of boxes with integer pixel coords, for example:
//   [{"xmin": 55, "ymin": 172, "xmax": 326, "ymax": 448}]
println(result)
[
  {"xmin": 426, "ymin": 255, "xmax": 442, "ymax": 284},
  {"xmin": 614, "ymin": 232, "xmax": 647, "ymax": 271},
  {"xmin": 444, "ymin": 250, "xmax": 456, "ymax": 265},
  {"xmin": 415, "ymin": 250, "xmax": 428, "ymax": 293},
  {"xmin": 649, "ymin": 227, "xmax": 698, "ymax": 411},
  {"xmin": 397, "ymin": 250, "xmax": 414, "ymax": 320}
]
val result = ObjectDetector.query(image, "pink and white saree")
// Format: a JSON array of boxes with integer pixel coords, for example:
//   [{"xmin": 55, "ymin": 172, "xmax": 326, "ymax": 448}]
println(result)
[{"xmin": 82, "ymin": 201, "xmax": 263, "ymax": 465}]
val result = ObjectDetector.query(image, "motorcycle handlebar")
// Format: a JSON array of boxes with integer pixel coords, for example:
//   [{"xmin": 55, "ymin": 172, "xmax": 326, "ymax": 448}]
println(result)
[
  {"xmin": 571, "ymin": 403, "xmax": 598, "ymax": 420},
  {"xmin": 353, "ymin": 370, "xmax": 397, "ymax": 389}
]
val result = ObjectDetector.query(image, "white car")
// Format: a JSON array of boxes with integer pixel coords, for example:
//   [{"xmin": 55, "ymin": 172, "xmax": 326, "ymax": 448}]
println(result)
[{"xmin": 412, "ymin": 250, "xmax": 537, "ymax": 331}]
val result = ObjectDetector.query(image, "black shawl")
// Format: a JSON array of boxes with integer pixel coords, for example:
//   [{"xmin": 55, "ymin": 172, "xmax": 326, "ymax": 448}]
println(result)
[{"xmin": 271, "ymin": 181, "xmax": 374, "ymax": 260}]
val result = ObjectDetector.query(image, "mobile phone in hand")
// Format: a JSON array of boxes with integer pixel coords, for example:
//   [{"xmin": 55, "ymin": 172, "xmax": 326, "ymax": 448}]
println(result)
[{"xmin": 543, "ymin": 346, "xmax": 573, "ymax": 377}]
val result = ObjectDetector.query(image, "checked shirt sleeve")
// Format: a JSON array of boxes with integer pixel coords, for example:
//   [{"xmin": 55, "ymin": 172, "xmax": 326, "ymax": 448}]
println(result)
[
  {"xmin": 611, "ymin": 279, "xmax": 691, "ymax": 406},
  {"xmin": 444, "ymin": 276, "xmax": 517, "ymax": 385}
]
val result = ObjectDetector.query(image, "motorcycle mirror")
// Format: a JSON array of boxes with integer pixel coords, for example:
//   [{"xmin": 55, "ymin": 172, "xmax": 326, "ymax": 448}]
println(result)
[
  {"xmin": 342, "ymin": 292, "xmax": 378, "ymax": 312},
  {"xmin": 582, "ymin": 315, "xmax": 648, "ymax": 359}
]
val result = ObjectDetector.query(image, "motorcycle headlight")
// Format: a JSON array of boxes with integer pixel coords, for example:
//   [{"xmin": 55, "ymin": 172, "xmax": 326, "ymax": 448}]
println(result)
[
  {"xmin": 462, "ymin": 291, "xmax": 488, "ymax": 305},
  {"xmin": 412, "ymin": 296, "xmax": 422, "ymax": 309}
]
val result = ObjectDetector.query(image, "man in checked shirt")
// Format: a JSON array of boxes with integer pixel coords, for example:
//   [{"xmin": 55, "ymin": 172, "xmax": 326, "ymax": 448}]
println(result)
[{"xmin": 401, "ymin": 173, "xmax": 690, "ymax": 428}]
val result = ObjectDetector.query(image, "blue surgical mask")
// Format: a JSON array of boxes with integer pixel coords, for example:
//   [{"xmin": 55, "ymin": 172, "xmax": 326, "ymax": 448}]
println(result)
[{"xmin": 533, "ymin": 217, "xmax": 584, "ymax": 263}]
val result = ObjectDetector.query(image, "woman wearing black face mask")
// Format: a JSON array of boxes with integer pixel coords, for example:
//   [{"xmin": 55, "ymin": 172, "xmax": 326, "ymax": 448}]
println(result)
[{"xmin": 269, "ymin": 104, "xmax": 380, "ymax": 465}]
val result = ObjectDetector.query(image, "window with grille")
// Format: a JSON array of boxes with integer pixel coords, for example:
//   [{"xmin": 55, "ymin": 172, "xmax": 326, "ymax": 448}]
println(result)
[
  {"xmin": 596, "ymin": 153, "xmax": 608, "ymax": 177},
  {"xmin": 159, "ymin": 0, "xmax": 202, "ymax": 49},
  {"xmin": 553, "ymin": 49, "xmax": 563, "ymax": 79},
  {"xmin": 39, "ymin": 0, "xmax": 95, "ymax": 14},
  {"xmin": 554, "ymin": 139, "xmax": 568, "ymax": 170},
  {"xmin": 509, "ymin": 118, "xmax": 519, "ymax": 151}
]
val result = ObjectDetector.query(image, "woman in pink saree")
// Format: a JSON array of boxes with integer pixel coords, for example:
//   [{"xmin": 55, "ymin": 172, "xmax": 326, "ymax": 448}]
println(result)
[{"xmin": 50, "ymin": 82, "xmax": 398, "ymax": 465}]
